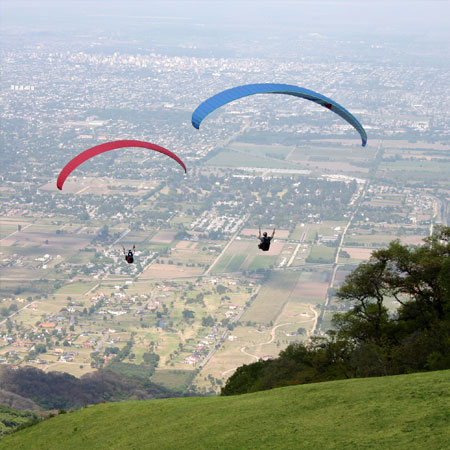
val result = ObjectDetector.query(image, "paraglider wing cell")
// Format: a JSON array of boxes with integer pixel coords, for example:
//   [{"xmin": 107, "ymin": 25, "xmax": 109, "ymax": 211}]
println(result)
[
  {"xmin": 192, "ymin": 83, "xmax": 367, "ymax": 146},
  {"xmin": 57, "ymin": 140, "xmax": 187, "ymax": 190}
]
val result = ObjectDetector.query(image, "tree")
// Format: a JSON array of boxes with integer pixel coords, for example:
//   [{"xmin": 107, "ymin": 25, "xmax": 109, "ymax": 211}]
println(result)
[
  {"xmin": 221, "ymin": 227, "xmax": 450, "ymax": 395},
  {"xmin": 35, "ymin": 344, "xmax": 47, "ymax": 354},
  {"xmin": 334, "ymin": 226, "xmax": 450, "ymax": 374},
  {"xmin": 182, "ymin": 309, "xmax": 195, "ymax": 321},
  {"xmin": 216, "ymin": 284, "xmax": 227, "ymax": 295},
  {"xmin": 202, "ymin": 315, "xmax": 215, "ymax": 327}
]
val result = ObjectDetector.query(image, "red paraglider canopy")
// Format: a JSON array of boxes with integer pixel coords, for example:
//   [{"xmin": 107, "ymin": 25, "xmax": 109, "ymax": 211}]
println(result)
[{"xmin": 57, "ymin": 140, "xmax": 187, "ymax": 190}]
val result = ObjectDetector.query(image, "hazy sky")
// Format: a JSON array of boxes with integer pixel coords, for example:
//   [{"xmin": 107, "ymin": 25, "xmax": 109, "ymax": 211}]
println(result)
[
  {"xmin": 1, "ymin": 1, "xmax": 450, "ymax": 64},
  {"xmin": 2, "ymin": 1, "xmax": 450, "ymax": 35}
]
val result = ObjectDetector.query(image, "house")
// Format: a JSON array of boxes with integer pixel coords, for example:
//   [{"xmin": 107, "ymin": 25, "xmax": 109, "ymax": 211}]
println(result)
[{"xmin": 39, "ymin": 323, "xmax": 56, "ymax": 329}]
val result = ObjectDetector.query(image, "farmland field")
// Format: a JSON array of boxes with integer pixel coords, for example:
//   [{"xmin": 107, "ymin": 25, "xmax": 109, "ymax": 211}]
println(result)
[
  {"xmin": 241, "ymin": 271, "xmax": 298, "ymax": 324},
  {"xmin": 212, "ymin": 239, "xmax": 283, "ymax": 274},
  {"xmin": 205, "ymin": 149, "xmax": 295, "ymax": 169},
  {"xmin": 307, "ymin": 245, "xmax": 336, "ymax": 263}
]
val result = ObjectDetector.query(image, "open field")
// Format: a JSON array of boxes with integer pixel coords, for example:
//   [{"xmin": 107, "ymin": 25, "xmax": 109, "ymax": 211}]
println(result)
[
  {"xmin": 55, "ymin": 282, "xmax": 97, "ymax": 295},
  {"xmin": 241, "ymin": 271, "xmax": 298, "ymax": 324},
  {"xmin": 340, "ymin": 247, "xmax": 374, "ymax": 260},
  {"xmin": 290, "ymin": 281, "xmax": 329, "ymax": 302},
  {"xmin": 378, "ymin": 139, "xmax": 450, "ymax": 150},
  {"xmin": 212, "ymin": 239, "xmax": 283, "ymax": 274},
  {"xmin": 205, "ymin": 149, "xmax": 295, "ymax": 169},
  {"xmin": 140, "ymin": 263, "xmax": 203, "ymax": 279},
  {"xmin": 286, "ymin": 144, "xmax": 376, "ymax": 175},
  {"xmin": 229, "ymin": 142, "xmax": 295, "ymax": 159},
  {"xmin": 5, "ymin": 370, "xmax": 450, "ymax": 450},
  {"xmin": 306, "ymin": 245, "xmax": 336, "ymax": 263},
  {"xmin": 175, "ymin": 241, "xmax": 197, "ymax": 249},
  {"xmin": 344, "ymin": 232, "xmax": 425, "ymax": 247},
  {"xmin": 150, "ymin": 230, "xmax": 176, "ymax": 244},
  {"xmin": 150, "ymin": 369, "xmax": 195, "ymax": 391}
]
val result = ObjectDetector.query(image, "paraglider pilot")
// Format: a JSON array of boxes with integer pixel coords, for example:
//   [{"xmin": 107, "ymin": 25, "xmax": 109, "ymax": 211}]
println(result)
[
  {"xmin": 258, "ymin": 227, "xmax": 275, "ymax": 251},
  {"xmin": 122, "ymin": 245, "xmax": 136, "ymax": 264}
]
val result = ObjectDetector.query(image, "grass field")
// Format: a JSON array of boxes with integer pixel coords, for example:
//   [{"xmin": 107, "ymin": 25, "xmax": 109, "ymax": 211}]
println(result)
[
  {"xmin": 150, "ymin": 369, "xmax": 195, "ymax": 391},
  {"xmin": 306, "ymin": 245, "xmax": 336, "ymax": 263},
  {"xmin": 140, "ymin": 263, "xmax": 203, "ymax": 279},
  {"xmin": 344, "ymin": 232, "xmax": 420, "ymax": 247},
  {"xmin": 4, "ymin": 370, "xmax": 449, "ymax": 450},
  {"xmin": 55, "ymin": 282, "xmax": 97, "ymax": 295},
  {"xmin": 212, "ymin": 239, "xmax": 282, "ymax": 274},
  {"xmin": 229, "ymin": 142, "xmax": 294, "ymax": 159},
  {"xmin": 247, "ymin": 255, "xmax": 277, "ymax": 270}
]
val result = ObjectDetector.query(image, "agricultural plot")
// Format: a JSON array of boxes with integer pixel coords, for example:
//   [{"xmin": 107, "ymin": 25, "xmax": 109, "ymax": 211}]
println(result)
[
  {"xmin": 170, "ymin": 215, "xmax": 194, "ymax": 226},
  {"xmin": 140, "ymin": 263, "xmax": 203, "ymax": 279},
  {"xmin": 333, "ymin": 267, "xmax": 353, "ymax": 285},
  {"xmin": 205, "ymin": 149, "xmax": 295, "ymax": 169},
  {"xmin": 229, "ymin": 142, "xmax": 295, "ymax": 160},
  {"xmin": 169, "ymin": 244, "xmax": 217, "ymax": 266},
  {"xmin": 306, "ymin": 245, "xmax": 336, "ymax": 263},
  {"xmin": 150, "ymin": 369, "xmax": 195, "ymax": 392},
  {"xmin": 241, "ymin": 271, "xmax": 298, "ymax": 324},
  {"xmin": 150, "ymin": 230, "xmax": 176, "ymax": 244},
  {"xmin": 55, "ymin": 282, "xmax": 97, "ymax": 295},
  {"xmin": 212, "ymin": 239, "xmax": 284, "ymax": 274},
  {"xmin": 119, "ymin": 231, "xmax": 154, "ymax": 247},
  {"xmin": 376, "ymin": 146, "xmax": 450, "ymax": 185},
  {"xmin": 286, "ymin": 144, "xmax": 376, "ymax": 175},
  {"xmin": 339, "ymin": 246, "xmax": 373, "ymax": 263},
  {"xmin": 289, "ymin": 280, "xmax": 329, "ymax": 303},
  {"xmin": 344, "ymin": 231, "xmax": 423, "ymax": 248},
  {"xmin": 289, "ymin": 268, "xmax": 330, "ymax": 305},
  {"xmin": 0, "ymin": 224, "xmax": 23, "ymax": 240}
]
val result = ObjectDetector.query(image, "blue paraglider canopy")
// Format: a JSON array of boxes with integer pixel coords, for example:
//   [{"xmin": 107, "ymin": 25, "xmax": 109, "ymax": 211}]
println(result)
[{"xmin": 192, "ymin": 83, "xmax": 367, "ymax": 146}]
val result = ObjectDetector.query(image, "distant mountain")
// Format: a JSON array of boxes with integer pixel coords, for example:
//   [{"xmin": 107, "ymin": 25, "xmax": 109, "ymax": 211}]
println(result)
[{"xmin": 0, "ymin": 390, "xmax": 41, "ymax": 412}]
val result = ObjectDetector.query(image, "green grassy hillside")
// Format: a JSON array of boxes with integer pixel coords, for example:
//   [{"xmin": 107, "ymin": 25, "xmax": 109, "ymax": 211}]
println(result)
[{"xmin": 2, "ymin": 370, "xmax": 449, "ymax": 450}]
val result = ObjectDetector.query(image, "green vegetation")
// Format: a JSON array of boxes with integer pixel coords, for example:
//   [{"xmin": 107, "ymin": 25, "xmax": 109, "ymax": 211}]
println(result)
[
  {"xmin": 227, "ymin": 254, "xmax": 247, "ymax": 272},
  {"xmin": 205, "ymin": 149, "xmax": 294, "ymax": 169},
  {"xmin": 0, "ymin": 406, "xmax": 39, "ymax": 438},
  {"xmin": 150, "ymin": 370, "xmax": 197, "ymax": 392},
  {"xmin": 223, "ymin": 227, "xmax": 450, "ymax": 395},
  {"xmin": 0, "ymin": 366, "xmax": 174, "ymax": 411},
  {"xmin": 305, "ymin": 245, "xmax": 336, "ymax": 263},
  {"xmin": 246, "ymin": 254, "xmax": 276, "ymax": 271},
  {"xmin": 3, "ymin": 370, "xmax": 450, "ymax": 449}
]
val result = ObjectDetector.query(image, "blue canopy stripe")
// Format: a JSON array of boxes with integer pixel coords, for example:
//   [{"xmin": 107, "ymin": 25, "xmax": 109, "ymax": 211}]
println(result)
[{"xmin": 192, "ymin": 83, "xmax": 367, "ymax": 146}]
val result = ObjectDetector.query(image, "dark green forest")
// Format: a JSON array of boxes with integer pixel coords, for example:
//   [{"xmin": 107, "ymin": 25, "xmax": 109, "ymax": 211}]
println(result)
[
  {"xmin": 222, "ymin": 226, "xmax": 450, "ymax": 395},
  {"xmin": 0, "ymin": 366, "xmax": 174, "ymax": 411}
]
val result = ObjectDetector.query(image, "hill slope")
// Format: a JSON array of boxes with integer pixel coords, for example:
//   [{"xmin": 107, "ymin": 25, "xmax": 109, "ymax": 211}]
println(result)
[{"xmin": 2, "ymin": 370, "xmax": 449, "ymax": 450}]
